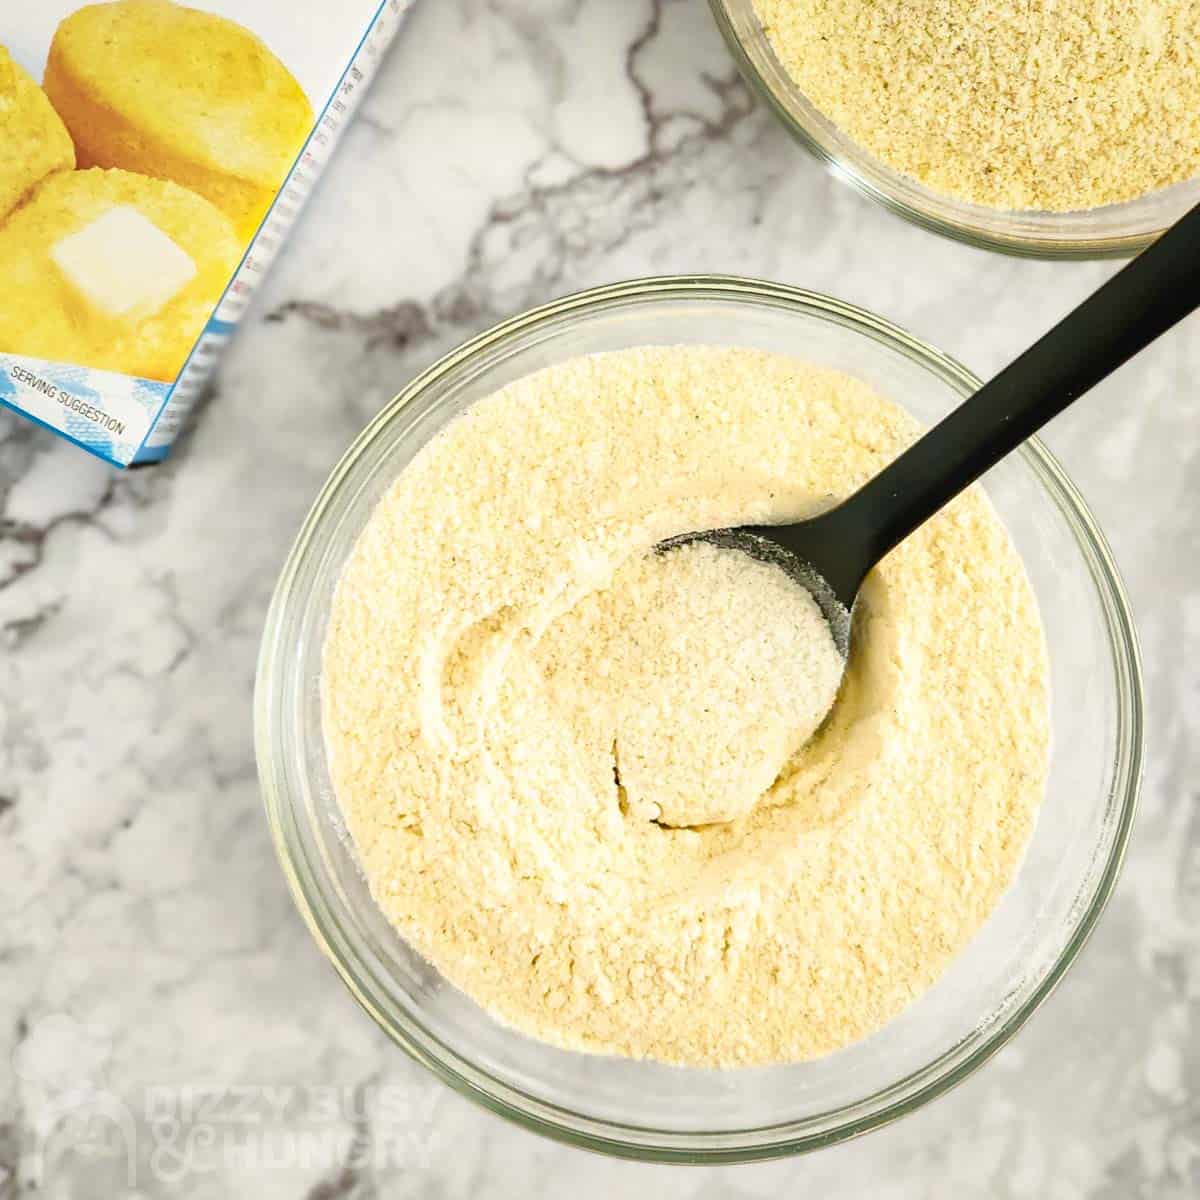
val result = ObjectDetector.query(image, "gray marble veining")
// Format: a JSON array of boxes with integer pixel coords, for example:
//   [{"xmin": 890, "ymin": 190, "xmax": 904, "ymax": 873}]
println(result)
[{"xmin": 1, "ymin": 1, "xmax": 1196, "ymax": 1196}]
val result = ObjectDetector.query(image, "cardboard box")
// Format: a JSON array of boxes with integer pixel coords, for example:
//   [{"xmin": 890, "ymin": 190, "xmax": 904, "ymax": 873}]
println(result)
[{"xmin": 0, "ymin": 0, "xmax": 412, "ymax": 466}]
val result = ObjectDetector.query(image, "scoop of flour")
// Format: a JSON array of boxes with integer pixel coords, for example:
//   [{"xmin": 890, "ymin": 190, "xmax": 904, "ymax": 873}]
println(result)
[{"xmin": 538, "ymin": 539, "xmax": 843, "ymax": 826}]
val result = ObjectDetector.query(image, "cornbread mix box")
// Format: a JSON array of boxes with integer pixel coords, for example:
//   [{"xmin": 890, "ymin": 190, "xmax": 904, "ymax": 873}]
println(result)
[{"xmin": 0, "ymin": 0, "xmax": 412, "ymax": 466}]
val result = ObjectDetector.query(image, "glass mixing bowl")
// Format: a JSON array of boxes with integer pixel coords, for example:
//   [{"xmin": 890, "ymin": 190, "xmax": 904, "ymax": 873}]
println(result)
[
  {"xmin": 256, "ymin": 277, "xmax": 1143, "ymax": 1161},
  {"xmin": 709, "ymin": 0, "xmax": 1200, "ymax": 258}
]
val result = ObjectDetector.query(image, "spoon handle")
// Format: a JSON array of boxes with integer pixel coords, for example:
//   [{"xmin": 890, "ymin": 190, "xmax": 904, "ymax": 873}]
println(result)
[{"xmin": 831, "ymin": 201, "xmax": 1200, "ymax": 581}]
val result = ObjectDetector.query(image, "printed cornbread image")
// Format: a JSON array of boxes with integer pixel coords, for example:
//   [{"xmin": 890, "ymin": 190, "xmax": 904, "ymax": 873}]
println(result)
[
  {"xmin": 44, "ymin": 0, "xmax": 316, "ymax": 241},
  {"xmin": 0, "ymin": 47, "xmax": 74, "ymax": 221},
  {"xmin": 0, "ymin": 0, "xmax": 408, "ymax": 463},
  {"xmin": 0, "ymin": 167, "xmax": 240, "ymax": 380}
]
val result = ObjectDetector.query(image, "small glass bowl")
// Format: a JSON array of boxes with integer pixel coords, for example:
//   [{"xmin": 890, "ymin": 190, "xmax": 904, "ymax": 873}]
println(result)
[
  {"xmin": 709, "ymin": 0, "xmax": 1199, "ymax": 258},
  {"xmin": 256, "ymin": 277, "xmax": 1143, "ymax": 1161}
]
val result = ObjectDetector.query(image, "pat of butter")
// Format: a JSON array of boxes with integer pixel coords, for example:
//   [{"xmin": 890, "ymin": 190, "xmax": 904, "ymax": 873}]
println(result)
[{"xmin": 50, "ymin": 206, "xmax": 197, "ymax": 319}]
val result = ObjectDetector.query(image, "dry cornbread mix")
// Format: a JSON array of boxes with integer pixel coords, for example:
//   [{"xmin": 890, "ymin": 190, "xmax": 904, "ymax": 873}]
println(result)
[
  {"xmin": 322, "ymin": 346, "xmax": 1051, "ymax": 1067},
  {"xmin": 0, "ymin": 0, "xmax": 413, "ymax": 466},
  {"xmin": 753, "ymin": 0, "xmax": 1200, "ymax": 211}
]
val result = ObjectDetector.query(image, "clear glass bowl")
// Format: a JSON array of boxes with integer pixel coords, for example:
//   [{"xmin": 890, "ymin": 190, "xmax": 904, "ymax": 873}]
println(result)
[
  {"xmin": 709, "ymin": 0, "xmax": 1200, "ymax": 258},
  {"xmin": 256, "ymin": 277, "xmax": 1143, "ymax": 1161}
]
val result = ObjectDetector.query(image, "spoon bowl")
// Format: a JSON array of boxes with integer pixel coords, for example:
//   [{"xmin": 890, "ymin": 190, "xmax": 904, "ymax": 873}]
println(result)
[{"xmin": 659, "ymin": 524, "xmax": 852, "ymax": 655}]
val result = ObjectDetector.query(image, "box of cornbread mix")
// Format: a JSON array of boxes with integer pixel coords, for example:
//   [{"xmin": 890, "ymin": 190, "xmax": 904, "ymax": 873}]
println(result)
[{"xmin": 0, "ymin": 0, "xmax": 412, "ymax": 465}]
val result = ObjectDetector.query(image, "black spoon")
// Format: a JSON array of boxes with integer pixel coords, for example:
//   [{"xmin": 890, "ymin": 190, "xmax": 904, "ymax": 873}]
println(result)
[{"xmin": 664, "ymin": 202, "xmax": 1200, "ymax": 656}]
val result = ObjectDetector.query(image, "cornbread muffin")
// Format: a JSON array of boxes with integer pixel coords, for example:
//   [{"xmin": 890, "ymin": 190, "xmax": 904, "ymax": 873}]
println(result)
[
  {"xmin": 0, "ymin": 167, "xmax": 240, "ymax": 380},
  {"xmin": 0, "ymin": 47, "xmax": 75, "ymax": 221},
  {"xmin": 44, "ymin": 0, "xmax": 314, "ymax": 242}
]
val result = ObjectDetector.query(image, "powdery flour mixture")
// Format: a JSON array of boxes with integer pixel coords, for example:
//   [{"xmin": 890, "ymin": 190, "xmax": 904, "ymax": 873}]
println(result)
[
  {"xmin": 322, "ymin": 347, "xmax": 1050, "ymax": 1067},
  {"xmin": 752, "ymin": 0, "xmax": 1200, "ymax": 211}
]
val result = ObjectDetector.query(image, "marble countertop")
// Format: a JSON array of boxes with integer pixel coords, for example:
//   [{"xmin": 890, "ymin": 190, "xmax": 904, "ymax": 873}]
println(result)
[{"xmin": 2, "ymin": 1, "xmax": 1196, "ymax": 1196}]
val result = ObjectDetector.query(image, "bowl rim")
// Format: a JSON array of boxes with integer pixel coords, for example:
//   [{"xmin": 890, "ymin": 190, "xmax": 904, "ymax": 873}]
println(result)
[
  {"xmin": 255, "ymin": 275, "xmax": 1145, "ymax": 1162},
  {"xmin": 706, "ymin": 0, "xmax": 1168, "ymax": 260}
]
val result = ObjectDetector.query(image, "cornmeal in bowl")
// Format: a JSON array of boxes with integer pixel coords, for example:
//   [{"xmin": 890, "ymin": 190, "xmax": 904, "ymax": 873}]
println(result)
[
  {"xmin": 44, "ymin": 0, "xmax": 314, "ymax": 241},
  {"xmin": 752, "ymin": 0, "xmax": 1200, "ymax": 211},
  {"xmin": 0, "ymin": 167, "xmax": 240, "ymax": 380},
  {"xmin": 0, "ymin": 46, "xmax": 74, "ymax": 221},
  {"xmin": 322, "ymin": 346, "xmax": 1051, "ymax": 1067}
]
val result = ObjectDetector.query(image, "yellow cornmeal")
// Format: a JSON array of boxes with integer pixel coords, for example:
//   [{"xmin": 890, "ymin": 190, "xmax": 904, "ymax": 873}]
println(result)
[
  {"xmin": 753, "ymin": 0, "xmax": 1200, "ymax": 211},
  {"xmin": 45, "ymin": 0, "xmax": 314, "ymax": 241},
  {"xmin": 0, "ymin": 47, "xmax": 74, "ymax": 221},
  {"xmin": 323, "ymin": 347, "xmax": 1050, "ymax": 1067}
]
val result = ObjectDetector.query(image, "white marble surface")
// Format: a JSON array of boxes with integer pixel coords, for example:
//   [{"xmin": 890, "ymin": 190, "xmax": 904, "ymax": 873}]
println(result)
[{"xmin": 2, "ymin": 1, "xmax": 1197, "ymax": 1195}]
